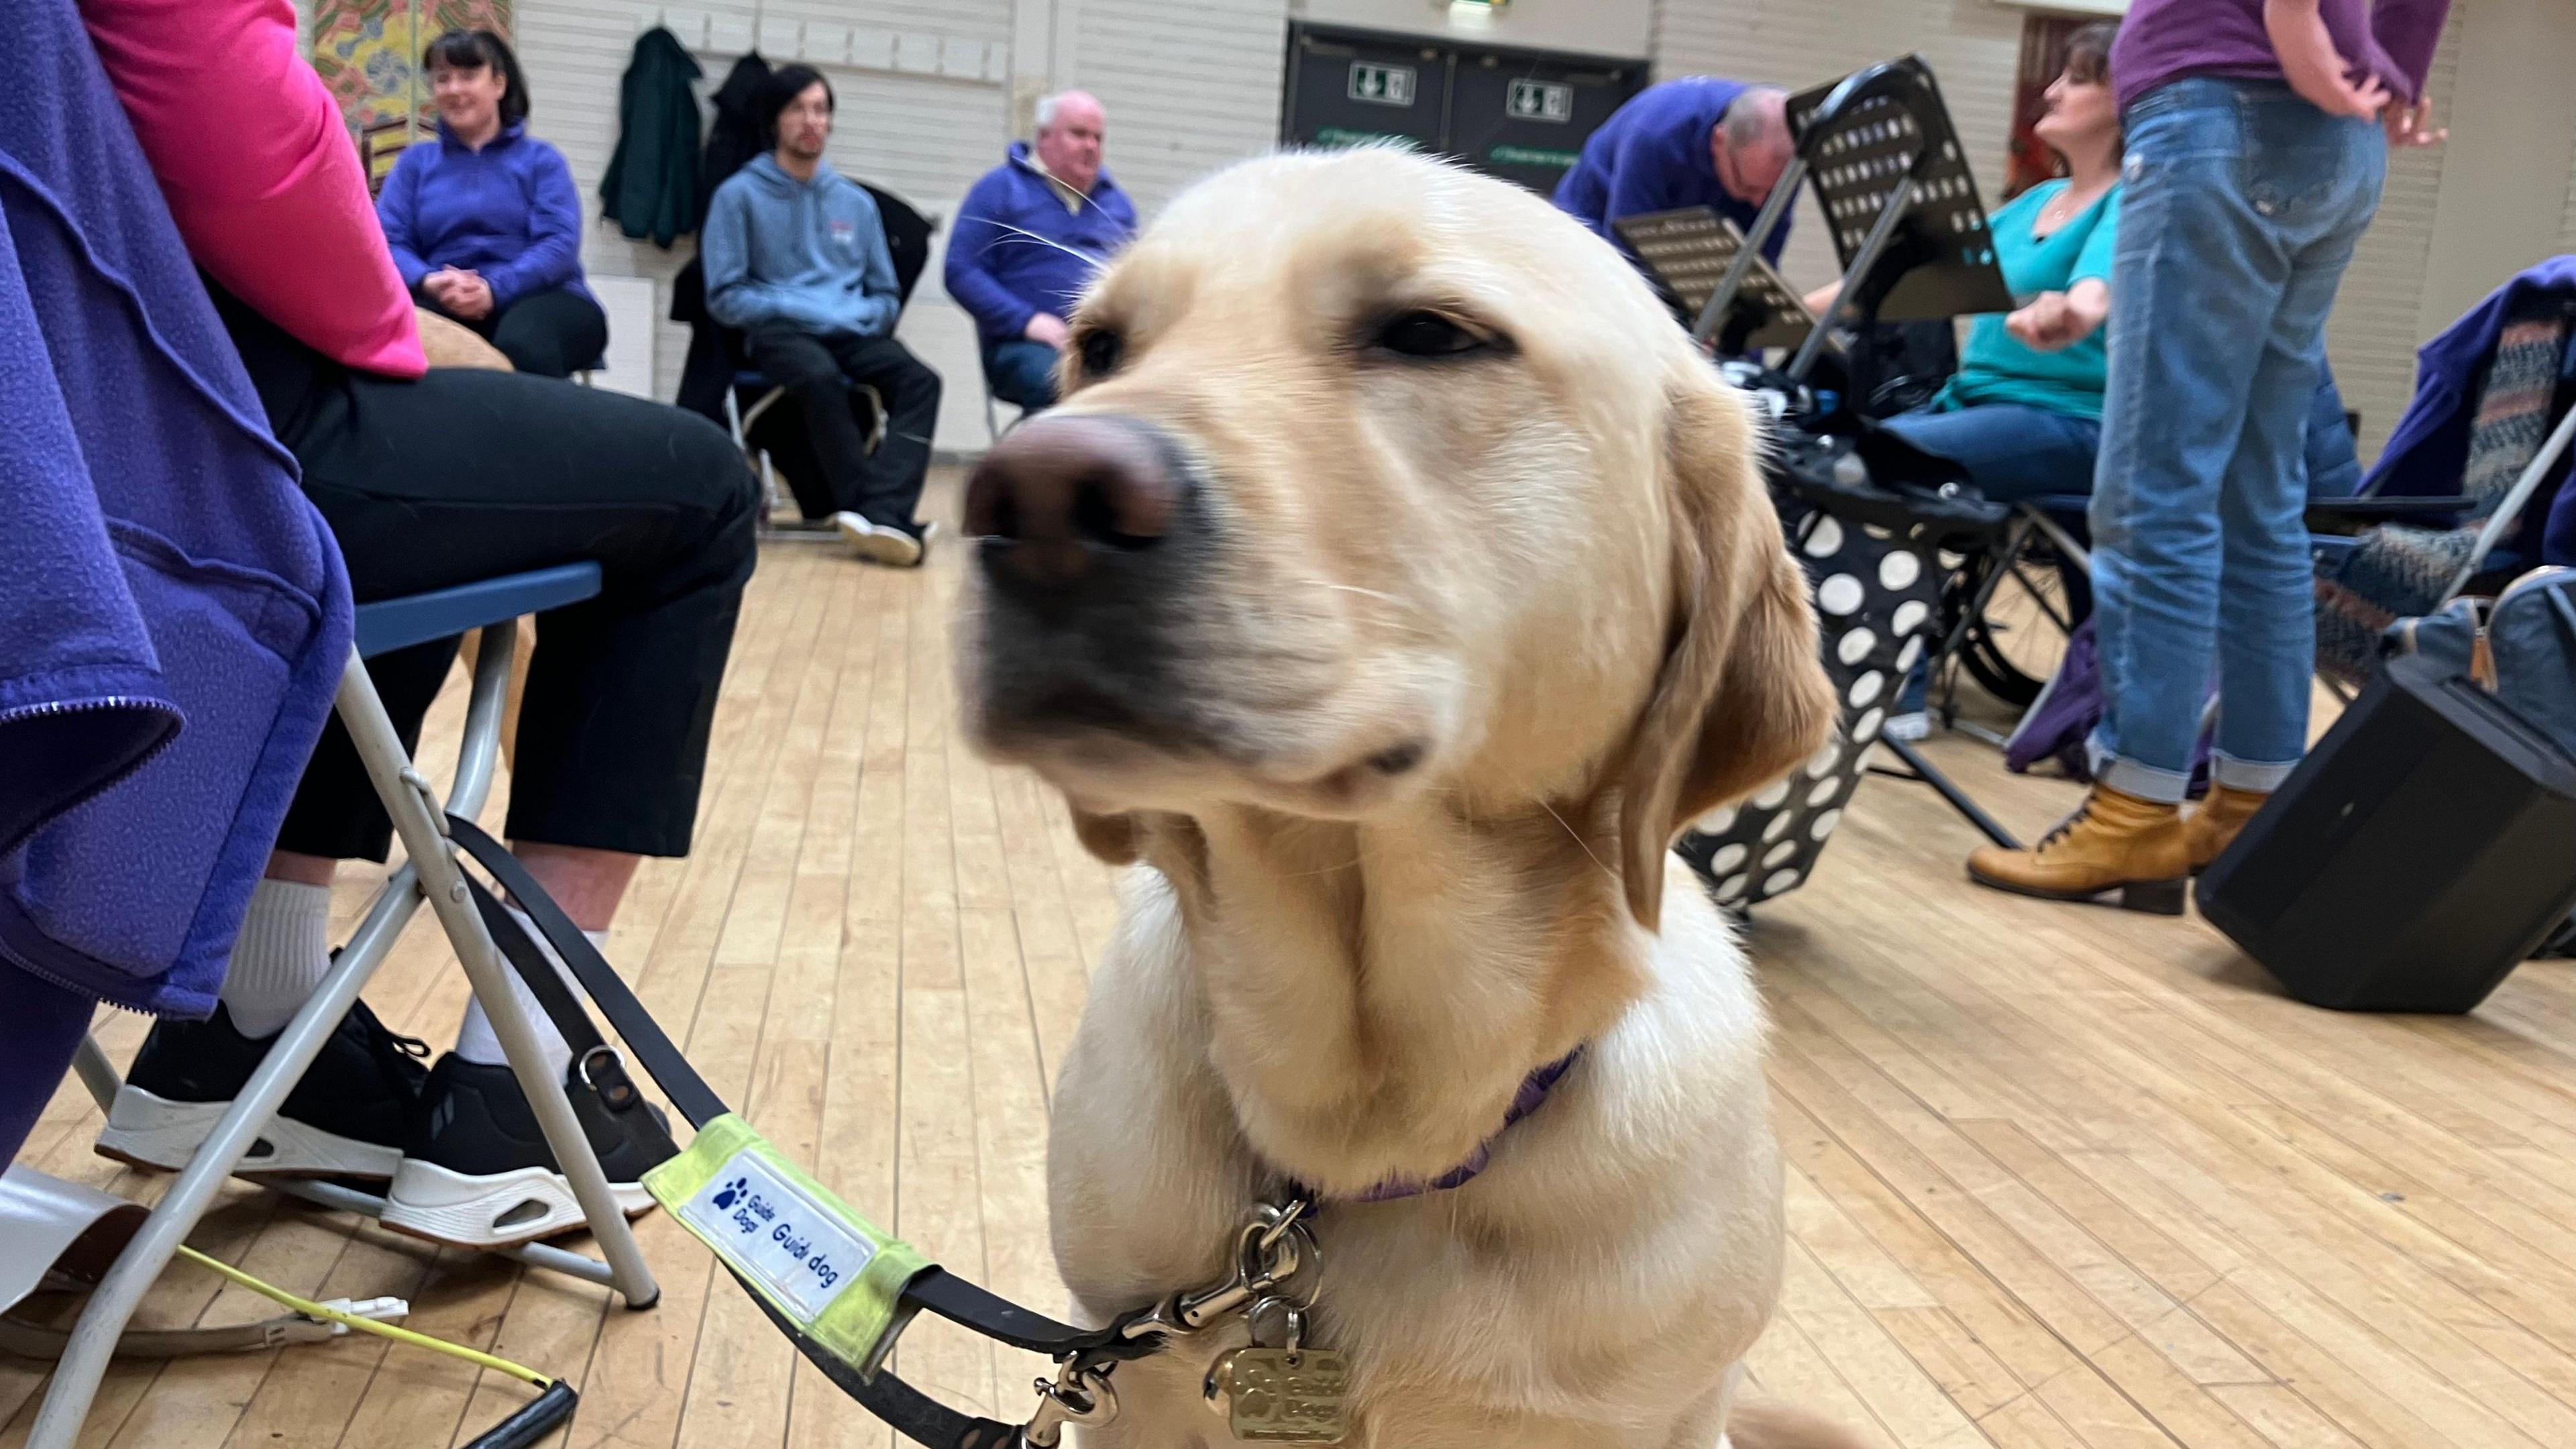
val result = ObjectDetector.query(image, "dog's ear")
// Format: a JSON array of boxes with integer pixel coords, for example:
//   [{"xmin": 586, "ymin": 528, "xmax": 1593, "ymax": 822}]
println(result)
[{"xmin": 1614, "ymin": 370, "xmax": 1837, "ymax": 930}]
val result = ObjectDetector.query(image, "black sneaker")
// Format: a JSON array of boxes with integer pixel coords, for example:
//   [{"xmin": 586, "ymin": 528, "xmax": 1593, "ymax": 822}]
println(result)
[
  {"xmin": 381, "ymin": 1055, "xmax": 673, "ymax": 1248},
  {"xmin": 96, "ymin": 1000, "xmax": 429, "ymax": 1180}
]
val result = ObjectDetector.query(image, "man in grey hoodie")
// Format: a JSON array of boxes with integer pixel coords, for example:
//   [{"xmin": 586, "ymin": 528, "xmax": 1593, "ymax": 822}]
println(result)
[{"xmin": 703, "ymin": 66, "xmax": 940, "ymax": 565}]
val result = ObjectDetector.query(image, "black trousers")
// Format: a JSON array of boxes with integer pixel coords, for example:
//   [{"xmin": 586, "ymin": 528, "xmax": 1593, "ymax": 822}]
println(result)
[
  {"xmin": 745, "ymin": 326, "xmax": 940, "ymax": 527},
  {"xmin": 418, "ymin": 284, "xmax": 608, "ymax": 379},
  {"xmin": 219, "ymin": 292, "xmax": 759, "ymax": 863}
]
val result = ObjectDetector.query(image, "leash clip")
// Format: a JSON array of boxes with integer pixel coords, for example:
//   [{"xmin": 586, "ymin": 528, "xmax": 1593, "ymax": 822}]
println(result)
[
  {"xmin": 1020, "ymin": 1359, "xmax": 1118, "ymax": 1448},
  {"xmin": 1121, "ymin": 1194, "xmax": 1320, "ymax": 1342}
]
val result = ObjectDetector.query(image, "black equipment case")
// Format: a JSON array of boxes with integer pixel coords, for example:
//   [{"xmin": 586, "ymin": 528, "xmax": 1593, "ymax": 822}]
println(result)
[{"xmin": 2197, "ymin": 654, "xmax": 2576, "ymax": 1012}]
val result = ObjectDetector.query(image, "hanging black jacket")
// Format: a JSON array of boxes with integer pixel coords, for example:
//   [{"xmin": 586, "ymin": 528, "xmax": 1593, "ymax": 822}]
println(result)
[
  {"xmin": 599, "ymin": 27, "xmax": 703, "ymax": 247},
  {"xmin": 699, "ymin": 53, "xmax": 773, "ymax": 203}
]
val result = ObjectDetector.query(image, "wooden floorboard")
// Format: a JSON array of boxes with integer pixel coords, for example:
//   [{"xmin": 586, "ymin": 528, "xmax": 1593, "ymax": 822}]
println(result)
[{"xmin": 13, "ymin": 468, "xmax": 2576, "ymax": 1449}]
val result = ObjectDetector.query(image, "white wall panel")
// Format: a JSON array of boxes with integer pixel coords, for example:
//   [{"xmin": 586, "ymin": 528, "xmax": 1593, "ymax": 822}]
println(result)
[{"xmin": 1069, "ymin": 0, "xmax": 1289, "ymax": 213}]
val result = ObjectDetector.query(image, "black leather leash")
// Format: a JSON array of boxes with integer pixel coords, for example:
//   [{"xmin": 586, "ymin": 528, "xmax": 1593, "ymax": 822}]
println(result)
[{"xmin": 447, "ymin": 816, "xmax": 1158, "ymax": 1449}]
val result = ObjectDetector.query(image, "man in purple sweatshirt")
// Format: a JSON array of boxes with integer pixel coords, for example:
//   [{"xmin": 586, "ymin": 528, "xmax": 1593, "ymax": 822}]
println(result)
[
  {"xmin": 1970, "ymin": 0, "xmax": 2449, "ymax": 911},
  {"xmin": 945, "ymin": 91, "xmax": 1138, "ymax": 413}
]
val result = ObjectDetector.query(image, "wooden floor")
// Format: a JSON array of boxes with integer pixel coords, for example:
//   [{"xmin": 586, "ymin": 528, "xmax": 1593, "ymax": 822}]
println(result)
[{"xmin": 12, "ymin": 470, "xmax": 2576, "ymax": 1449}]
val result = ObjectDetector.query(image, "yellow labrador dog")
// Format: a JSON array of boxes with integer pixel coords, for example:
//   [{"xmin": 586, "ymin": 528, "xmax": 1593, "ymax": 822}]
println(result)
[{"xmin": 957, "ymin": 147, "xmax": 1855, "ymax": 1449}]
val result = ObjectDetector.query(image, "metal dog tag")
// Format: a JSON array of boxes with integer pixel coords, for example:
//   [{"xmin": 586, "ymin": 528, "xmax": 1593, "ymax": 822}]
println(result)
[{"xmin": 1204, "ymin": 1346, "xmax": 1349, "ymax": 1443}]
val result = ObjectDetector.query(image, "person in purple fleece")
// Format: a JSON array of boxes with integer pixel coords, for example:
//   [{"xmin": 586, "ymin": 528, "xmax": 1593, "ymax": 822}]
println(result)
[
  {"xmin": 376, "ymin": 30, "xmax": 606, "ymax": 378},
  {"xmin": 1970, "ymin": 0, "xmax": 2451, "ymax": 911},
  {"xmin": 945, "ymin": 91, "xmax": 1137, "ymax": 413}
]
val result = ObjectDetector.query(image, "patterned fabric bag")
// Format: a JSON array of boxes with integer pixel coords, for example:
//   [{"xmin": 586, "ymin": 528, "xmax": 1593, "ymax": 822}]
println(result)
[{"xmin": 2316, "ymin": 301, "xmax": 2571, "ymax": 684}]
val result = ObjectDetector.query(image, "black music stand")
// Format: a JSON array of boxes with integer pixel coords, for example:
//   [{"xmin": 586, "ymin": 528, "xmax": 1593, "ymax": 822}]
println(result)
[
  {"xmin": 1701, "ymin": 55, "xmax": 2014, "ymax": 384},
  {"xmin": 1699, "ymin": 54, "xmax": 2022, "ymax": 851},
  {"xmin": 1615, "ymin": 208, "xmax": 1815, "ymax": 356}
]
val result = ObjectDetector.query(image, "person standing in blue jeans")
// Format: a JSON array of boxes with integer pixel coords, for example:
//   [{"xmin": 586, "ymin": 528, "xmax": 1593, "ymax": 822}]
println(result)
[{"xmin": 1970, "ymin": 0, "xmax": 2448, "ymax": 912}]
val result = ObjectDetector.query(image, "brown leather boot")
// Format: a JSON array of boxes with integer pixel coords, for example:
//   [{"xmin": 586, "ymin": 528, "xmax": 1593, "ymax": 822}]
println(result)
[
  {"xmin": 1966, "ymin": 785, "xmax": 2189, "ymax": 914},
  {"xmin": 2185, "ymin": 784, "xmax": 2269, "ymax": 874}
]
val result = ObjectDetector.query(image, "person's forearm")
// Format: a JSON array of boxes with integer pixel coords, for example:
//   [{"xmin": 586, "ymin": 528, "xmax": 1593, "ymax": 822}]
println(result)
[
  {"xmin": 2064, "ymin": 278, "xmax": 2110, "ymax": 343},
  {"xmin": 943, "ymin": 254, "xmax": 1034, "ymax": 338},
  {"xmin": 487, "ymin": 239, "xmax": 578, "ymax": 308},
  {"xmin": 2373, "ymin": 0, "xmax": 2451, "ymax": 99},
  {"xmin": 387, "ymin": 244, "xmax": 432, "ymax": 290}
]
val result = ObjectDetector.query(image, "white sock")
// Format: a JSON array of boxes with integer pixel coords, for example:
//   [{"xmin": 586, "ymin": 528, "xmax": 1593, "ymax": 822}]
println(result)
[
  {"xmin": 453, "ymin": 906, "xmax": 607, "ymax": 1080},
  {"xmin": 219, "ymin": 879, "xmax": 335, "ymax": 1037}
]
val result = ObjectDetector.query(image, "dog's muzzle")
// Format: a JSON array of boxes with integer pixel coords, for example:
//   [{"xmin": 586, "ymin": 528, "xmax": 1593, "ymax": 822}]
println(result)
[{"xmin": 963, "ymin": 414, "xmax": 1224, "ymax": 755}]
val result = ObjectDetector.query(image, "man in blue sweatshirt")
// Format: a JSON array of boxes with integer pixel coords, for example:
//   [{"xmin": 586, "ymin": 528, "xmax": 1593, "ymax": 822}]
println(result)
[
  {"xmin": 702, "ymin": 66, "xmax": 940, "ymax": 566},
  {"xmin": 1554, "ymin": 78, "xmax": 1795, "ymax": 269},
  {"xmin": 945, "ymin": 91, "xmax": 1138, "ymax": 412}
]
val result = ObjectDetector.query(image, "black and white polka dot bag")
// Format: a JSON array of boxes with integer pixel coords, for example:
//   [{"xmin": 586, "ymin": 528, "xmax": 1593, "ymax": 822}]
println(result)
[{"xmin": 1676, "ymin": 435, "xmax": 1949, "ymax": 910}]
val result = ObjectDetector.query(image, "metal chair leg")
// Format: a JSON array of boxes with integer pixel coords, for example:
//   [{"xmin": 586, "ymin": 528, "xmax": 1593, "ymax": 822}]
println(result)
[
  {"xmin": 332, "ymin": 645, "xmax": 659, "ymax": 1311},
  {"xmin": 30, "ymin": 634, "xmax": 663, "ymax": 1449},
  {"xmin": 72, "ymin": 1035, "xmax": 121, "ymax": 1114},
  {"xmin": 28, "ymin": 855, "xmax": 422, "ymax": 1449}
]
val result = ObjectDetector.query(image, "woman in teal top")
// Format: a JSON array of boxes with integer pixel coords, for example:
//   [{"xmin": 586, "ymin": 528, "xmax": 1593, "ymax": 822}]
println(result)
[{"xmin": 1876, "ymin": 25, "xmax": 2123, "ymax": 503}]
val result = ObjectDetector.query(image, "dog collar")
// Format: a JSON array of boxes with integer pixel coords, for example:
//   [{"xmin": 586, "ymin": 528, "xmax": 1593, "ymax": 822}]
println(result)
[{"xmin": 1340, "ymin": 1049, "xmax": 1583, "ymax": 1203}]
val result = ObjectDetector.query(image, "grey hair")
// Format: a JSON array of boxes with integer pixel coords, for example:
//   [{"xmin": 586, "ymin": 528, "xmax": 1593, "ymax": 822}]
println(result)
[
  {"xmin": 1721, "ymin": 86, "xmax": 1789, "ymax": 150},
  {"xmin": 1034, "ymin": 91, "xmax": 1089, "ymax": 132}
]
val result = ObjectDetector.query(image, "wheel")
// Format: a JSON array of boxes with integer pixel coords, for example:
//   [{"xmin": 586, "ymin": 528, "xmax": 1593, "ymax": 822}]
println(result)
[{"xmin": 1953, "ymin": 549, "xmax": 2085, "ymax": 708}]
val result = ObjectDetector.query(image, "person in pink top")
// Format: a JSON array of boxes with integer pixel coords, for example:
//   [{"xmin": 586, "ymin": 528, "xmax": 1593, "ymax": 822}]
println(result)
[
  {"xmin": 79, "ymin": 0, "xmax": 423, "ymax": 376},
  {"xmin": 79, "ymin": 0, "xmax": 761, "ymax": 1250}
]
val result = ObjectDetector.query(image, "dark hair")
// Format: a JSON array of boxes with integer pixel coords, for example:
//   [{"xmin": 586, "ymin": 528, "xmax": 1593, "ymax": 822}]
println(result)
[
  {"xmin": 760, "ymin": 65, "xmax": 836, "ymax": 138},
  {"xmin": 2062, "ymin": 21, "xmax": 2118, "ymax": 87},
  {"xmin": 423, "ymin": 29, "xmax": 529, "ymax": 127}
]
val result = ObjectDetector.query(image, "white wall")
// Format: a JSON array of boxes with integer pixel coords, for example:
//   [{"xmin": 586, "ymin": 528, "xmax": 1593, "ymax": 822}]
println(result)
[
  {"xmin": 1288, "ymin": 0, "xmax": 1651, "ymax": 59},
  {"xmin": 1061, "ymin": 0, "xmax": 1291, "ymax": 213},
  {"xmin": 2414, "ymin": 0, "xmax": 2575, "ymax": 331}
]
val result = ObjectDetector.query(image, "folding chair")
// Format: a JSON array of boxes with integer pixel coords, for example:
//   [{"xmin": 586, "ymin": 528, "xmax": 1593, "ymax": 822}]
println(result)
[
  {"xmin": 27, "ymin": 562, "xmax": 660, "ymax": 1449},
  {"xmin": 724, "ymin": 349, "xmax": 886, "ymax": 541},
  {"xmin": 983, "ymin": 372, "xmax": 1027, "ymax": 443}
]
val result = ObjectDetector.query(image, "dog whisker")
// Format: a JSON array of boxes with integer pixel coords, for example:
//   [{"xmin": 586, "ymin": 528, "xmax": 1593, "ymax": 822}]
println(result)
[{"xmin": 987, "ymin": 223, "xmax": 1113, "ymax": 271}]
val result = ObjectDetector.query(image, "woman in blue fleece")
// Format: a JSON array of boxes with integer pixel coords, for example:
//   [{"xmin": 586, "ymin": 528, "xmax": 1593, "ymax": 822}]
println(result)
[{"xmin": 376, "ymin": 30, "xmax": 606, "ymax": 378}]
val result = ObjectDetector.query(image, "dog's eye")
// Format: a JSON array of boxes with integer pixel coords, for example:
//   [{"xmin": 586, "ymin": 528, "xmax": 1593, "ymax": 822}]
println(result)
[
  {"xmin": 1076, "ymin": 328, "xmax": 1124, "ymax": 378},
  {"xmin": 1372, "ymin": 311, "xmax": 1495, "ymax": 360}
]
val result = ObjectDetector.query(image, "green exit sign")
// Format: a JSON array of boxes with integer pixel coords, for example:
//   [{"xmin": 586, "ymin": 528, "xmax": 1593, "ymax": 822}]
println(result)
[{"xmin": 1348, "ymin": 62, "xmax": 1417, "ymax": 107}]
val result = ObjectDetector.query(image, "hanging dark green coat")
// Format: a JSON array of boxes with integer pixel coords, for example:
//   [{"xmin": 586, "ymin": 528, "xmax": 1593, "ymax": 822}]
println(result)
[{"xmin": 599, "ymin": 28, "xmax": 704, "ymax": 247}]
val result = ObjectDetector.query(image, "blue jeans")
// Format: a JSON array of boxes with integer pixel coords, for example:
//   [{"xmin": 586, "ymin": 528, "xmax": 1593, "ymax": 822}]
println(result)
[
  {"xmin": 1879, "ymin": 402, "xmax": 2102, "ymax": 504},
  {"xmin": 2086, "ymin": 79, "xmax": 2385, "ymax": 804},
  {"xmin": 985, "ymin": 338, "xmax": 1059, "ymax": 411}
]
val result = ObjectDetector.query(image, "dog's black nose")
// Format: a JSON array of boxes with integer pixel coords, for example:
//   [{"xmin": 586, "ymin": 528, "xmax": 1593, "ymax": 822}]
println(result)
[{"xmin": 965, "ymin": 415, "xmax": 1187, "ymax": 594}]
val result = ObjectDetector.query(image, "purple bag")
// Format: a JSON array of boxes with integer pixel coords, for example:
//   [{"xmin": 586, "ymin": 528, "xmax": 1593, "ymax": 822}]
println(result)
[{"xmin": 2002, "ymin": 618, "xmax": 2213, "ymax": 794}]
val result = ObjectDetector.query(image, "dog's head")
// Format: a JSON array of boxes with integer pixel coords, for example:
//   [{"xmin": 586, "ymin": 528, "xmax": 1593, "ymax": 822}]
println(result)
[{"xmin": 957, "ymin": 148, "xmax": 1833, "ymax": 927}]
